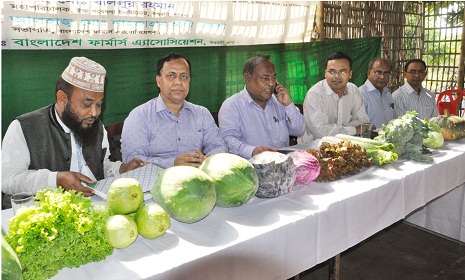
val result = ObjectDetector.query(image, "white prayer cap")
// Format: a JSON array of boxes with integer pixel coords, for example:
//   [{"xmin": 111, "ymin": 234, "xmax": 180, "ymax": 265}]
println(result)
[{"xmin": 61, "ymin": 57, "xmax": 106, "ymax": 92}]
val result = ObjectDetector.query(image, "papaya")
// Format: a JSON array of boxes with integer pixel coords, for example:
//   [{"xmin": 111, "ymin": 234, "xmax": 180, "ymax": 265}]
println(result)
[{"xmin": 429, "ymin": 109, "xmax": 465, "ymax": 140}]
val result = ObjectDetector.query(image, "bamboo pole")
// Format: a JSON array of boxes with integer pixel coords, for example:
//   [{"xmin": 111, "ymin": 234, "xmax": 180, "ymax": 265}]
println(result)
[
  {"xmin": 341, "ymin": 2, "xmax": 348, "ymax": 39},
  {"xmin": 457, "ymin": 7, "xmax": 465, "ymax": 90},
  {"xmin": 315, "ymin": 1, "xmax": 325, "ymax": 41}
]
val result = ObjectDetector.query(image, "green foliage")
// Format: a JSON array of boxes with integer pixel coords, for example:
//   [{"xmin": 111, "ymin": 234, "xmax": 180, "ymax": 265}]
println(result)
[
  {"xmin": 332, "ymin": 134, "xmax": 398, "ymax": 166},
  {"xmin": 375, "ymin": 112, "xmax": 433, "ymax": 164},
  {"xmin": 425, "ymin": 2, "xmax": 464, "ymax": 27},
  {"xmin": 5, "ymin": 188, "xmax": 113, "ymax": 280},
  {"xmin": 422, "ymin": 2, "xmax": 463, "ymax": 91},
  {"xmin": 423, "ymin": 131, "xmax": 444, "ymax": 149}
]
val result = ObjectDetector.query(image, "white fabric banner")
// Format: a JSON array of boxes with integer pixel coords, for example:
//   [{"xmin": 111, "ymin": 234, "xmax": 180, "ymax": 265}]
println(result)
[{"xmin": 1, "ymin": 1, "xmax": 317, "ymax": 50}]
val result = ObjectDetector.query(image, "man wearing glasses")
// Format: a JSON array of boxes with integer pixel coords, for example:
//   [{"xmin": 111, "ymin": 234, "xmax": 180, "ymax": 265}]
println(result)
[
  {"xmin": 121, "ymin": 53, "xmax": 226, "ymax": 168},
  {"xmin": 299, "ymin": 51, "xmax": 369, "ymax": 142},
  {"xmin": 359, "ymin": 58, "xmax": 395, "ymax": 128},
  {"xmin": 392, "ymin": 59, "xmax": 439, "ymax": 119}
]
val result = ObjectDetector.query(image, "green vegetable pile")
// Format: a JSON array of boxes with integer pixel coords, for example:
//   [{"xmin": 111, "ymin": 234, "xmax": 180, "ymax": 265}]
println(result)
[
  {"xmin": 375, "ymin": 111, "xmax": 434, "ymax": 164},
  {"xmin": 5, "ymin": 188, "xmax": 113, "ymax": 280},
  {"xmin": 423, "ymin": 122, "xmax": 444, "ymax": 149},
  {"xmin": 331, "ymin": 134, "xmax": 398, "ymax": 166}
]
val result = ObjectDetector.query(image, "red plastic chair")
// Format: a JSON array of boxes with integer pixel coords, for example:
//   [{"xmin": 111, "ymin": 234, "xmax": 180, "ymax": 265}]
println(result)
[{"xmin": 436, "ymin": 90, "xmax": 465, "ymax": 116}]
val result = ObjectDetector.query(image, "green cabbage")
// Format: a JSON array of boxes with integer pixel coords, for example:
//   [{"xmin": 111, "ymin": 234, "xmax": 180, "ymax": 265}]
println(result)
[{"xmin": 424, "ymin": 131, "xmax": 444, "ymax": 149}]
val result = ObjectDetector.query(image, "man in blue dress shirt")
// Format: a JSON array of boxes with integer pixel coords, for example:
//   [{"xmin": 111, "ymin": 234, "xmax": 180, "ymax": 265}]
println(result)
[
  {"xmin": 121, "ymin": 53, "xmax": 226, "ymax": 168},
  {"xmin": 218, "ymin": 54, "xmax": 305, "ymax": 159},
  {"xmin": 359, "ymin": 58, "xmax": 395, "ymax": 128}
]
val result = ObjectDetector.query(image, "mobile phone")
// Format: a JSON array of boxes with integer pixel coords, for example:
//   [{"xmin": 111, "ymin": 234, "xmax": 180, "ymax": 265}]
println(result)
[{"xmin": 273, "ymin": 82, "xmax": 278, "ymax": 94}]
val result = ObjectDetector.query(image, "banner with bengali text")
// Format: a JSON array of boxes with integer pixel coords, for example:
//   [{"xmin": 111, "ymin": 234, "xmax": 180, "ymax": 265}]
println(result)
[{"xmin": 1, "ymin": 0, "xmax": 317, "ymax": 50}]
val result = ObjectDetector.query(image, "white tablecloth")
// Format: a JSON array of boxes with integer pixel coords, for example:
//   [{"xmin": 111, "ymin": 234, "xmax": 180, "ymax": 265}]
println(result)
[
  {"xmin": 2, "ymin": 139, "xmax": 465, "ymax": 280},
  {"xmin": 406, "ymin": 182, "xmax": 465, "ymax": 242}
]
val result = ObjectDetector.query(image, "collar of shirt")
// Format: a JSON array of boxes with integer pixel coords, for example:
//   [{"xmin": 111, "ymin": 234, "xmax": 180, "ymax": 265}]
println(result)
[
  {"xmin": 54, "ymin": 107, "xmax": 72, "ymax": 133},
  {"xmin": 243, "ymin": 86, "xmax": 277, "ymax": 108},
  {"xmin": 404, "ymin": 82, "xmax": 424, "ymax": 95},
  {"xmin": 365, "ymin": 79, "xmax": 390, "ymax": 96},
  {"xmin": 322, "ymin": 79, "xmax": 348, "ymax": 97},
  {"xmin": 155, "ymin": 96, "xmax": 193, "ymax": 113}
]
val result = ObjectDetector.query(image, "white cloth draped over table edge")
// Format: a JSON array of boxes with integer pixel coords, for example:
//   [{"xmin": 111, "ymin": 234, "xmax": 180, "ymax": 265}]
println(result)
[{"xmin": 2, "ymin": 138, "xmax": 465, "ymax": 280}]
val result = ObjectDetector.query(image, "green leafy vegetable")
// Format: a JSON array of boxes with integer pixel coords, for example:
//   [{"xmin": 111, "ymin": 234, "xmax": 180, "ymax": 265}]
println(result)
[
  {"xmin": 422, "ymin": 121, "xmax": 444, "ymax": 149},
  {"xmin": 427, "ymin": 122, "xmax": 441, "ymax": 133},
  {"xmin": 331, "ymin": 134, "xmax": 398, "ymax": 166},
  {"xmin": 333, "ymin": 134, "xmax": 396, "ymax": 152},
  {"xmin": 5, "ymin": 188, "xmax": 113, "ymax": 280},
  {"xmin": 375, "ymin": 111, "xmax": 434, "ymax": 164},
  {"xmin": 423, "ymin": 131, "xmax": 444, "ymax": 149}
]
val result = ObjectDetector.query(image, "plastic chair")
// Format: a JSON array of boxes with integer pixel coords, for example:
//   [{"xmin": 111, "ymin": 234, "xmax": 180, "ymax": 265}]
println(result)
[{"xmin": 436, "ymin": 89, "xmax": 465, "ymax": 116}]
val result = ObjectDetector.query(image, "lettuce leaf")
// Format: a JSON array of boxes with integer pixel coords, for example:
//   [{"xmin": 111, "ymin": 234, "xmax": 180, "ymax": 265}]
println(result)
[{"xmin": 6, "ymin": 188, "xmax": 113, "ymax": 280}]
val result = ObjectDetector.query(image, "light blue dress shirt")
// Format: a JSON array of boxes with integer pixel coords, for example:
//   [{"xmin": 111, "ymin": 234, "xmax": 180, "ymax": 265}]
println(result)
[
  {"xmin": 359, "ymin": 80, "xmax": 395, "ymax": 128},
  {"xmin": 121, "ymin": 97, "xmax": 226, "ymax": 168},
  {"xmin": 218, "ymin": 87, "xmax": 305, "ymax": 159}
]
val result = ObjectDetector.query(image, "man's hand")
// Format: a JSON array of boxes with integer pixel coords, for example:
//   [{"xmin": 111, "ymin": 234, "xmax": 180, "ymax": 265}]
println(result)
[
  {"xmin": 355, "ymin": 123, "xmax": 377, "ymax": 136},
  {"xmin": 252, "ymin": 146, "xmax": 278, "ymax": 157},
  {"xmin": 174, "ymin": 148, "xmax": 206, "ymax": 168},
  {"xmin": 274, "ymin": 82, "xmax": 292, "ymax": 106},
  {"xmin": 56, "ymin": 171, "xmax": 95, "ymax": 197},
  {"xmin": 119, "ymin": 158, "xmax": 148, "ymax": 174}
]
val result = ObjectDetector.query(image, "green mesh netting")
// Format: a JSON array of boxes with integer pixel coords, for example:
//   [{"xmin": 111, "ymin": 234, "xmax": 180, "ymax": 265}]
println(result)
[{"xmin": 2, "ymin": 37, "xmax": 381, "ymax": 137}]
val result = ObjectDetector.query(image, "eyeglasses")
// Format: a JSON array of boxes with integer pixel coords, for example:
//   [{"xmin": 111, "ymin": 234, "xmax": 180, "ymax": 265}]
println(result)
[
  {"xmin": 326, "ymin": 69, "xmax": 349, "ymax": 77},
  {"xmin": 405, "ymin": 70, "xmax": 426, "ymax": 75},
  {"xmin": 373, "ymin": 70, "xmax": 392, "ymax": 78}
]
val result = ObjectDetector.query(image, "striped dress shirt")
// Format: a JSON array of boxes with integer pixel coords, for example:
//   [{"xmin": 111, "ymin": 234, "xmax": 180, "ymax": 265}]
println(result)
[{"xmin": 392, "ymin": 83, "xmax": 439, "ymax": 119}]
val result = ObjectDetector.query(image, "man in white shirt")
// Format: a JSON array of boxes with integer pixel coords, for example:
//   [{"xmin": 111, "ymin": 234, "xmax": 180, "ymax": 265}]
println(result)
[
  {"xmin": 299, "ymin": 52, "xmax": 370, "ymax": 142},
  {"xmin": 392, "ymin": 59, "xmax": 439, "ymax": 119},
  {"xmin": 2, "ymin": 57, "xmax": 146, "ymax": 208}
]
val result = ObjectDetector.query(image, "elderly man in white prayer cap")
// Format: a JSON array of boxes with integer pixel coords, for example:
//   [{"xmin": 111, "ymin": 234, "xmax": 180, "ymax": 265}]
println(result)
[{"xmin": 2, "ymin": 57, "xmax": 147, "ymax": 208}]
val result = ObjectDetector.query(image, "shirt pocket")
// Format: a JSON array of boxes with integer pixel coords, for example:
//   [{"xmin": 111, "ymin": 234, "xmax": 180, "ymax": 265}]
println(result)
[
  {"xmin": 275, "ymin": 119, "xmax": 290, "ymax": 145},
  {"xmin": 185, "ymin": 126, "xmax": 204, "ymax": 148}
]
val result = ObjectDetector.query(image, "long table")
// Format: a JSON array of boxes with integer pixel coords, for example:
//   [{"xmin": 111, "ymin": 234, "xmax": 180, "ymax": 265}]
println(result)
[
  {"xmin": 406, "ymin": 182, "xmax": 465, "ymax": 242},
  {"xmin": 2, "ymin": 139, "xmax": 465, "ymax": 280}
]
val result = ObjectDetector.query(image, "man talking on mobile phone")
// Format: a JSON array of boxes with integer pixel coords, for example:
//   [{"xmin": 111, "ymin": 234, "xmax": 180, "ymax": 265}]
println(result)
[{"xmin": 218, "ymin": 54, "xmax": 305, "ymax": 159}]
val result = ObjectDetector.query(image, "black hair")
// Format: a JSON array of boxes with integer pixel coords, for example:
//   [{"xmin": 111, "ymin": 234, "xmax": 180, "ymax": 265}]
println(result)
[
  {"xmin": 368, "ymin": 58, "xmax": 393, "ymax": 71},
  {"xmin": 55, "ymin": 76, "xmax": 75, "ymax": 100},
  {"xmin": 404, "ymin": 59, "xmax": 427, "ymax": 72},
  {"xmin": 156, "ymin": 52, "xmax": 192, "ymax": 76},
  {"xmin": 242, "ymin": 54, "xmax": 273, "ymax": 75},
  {"xmin": 325, "ymin": 52, "xmax": 353, "ymax": 70}
]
